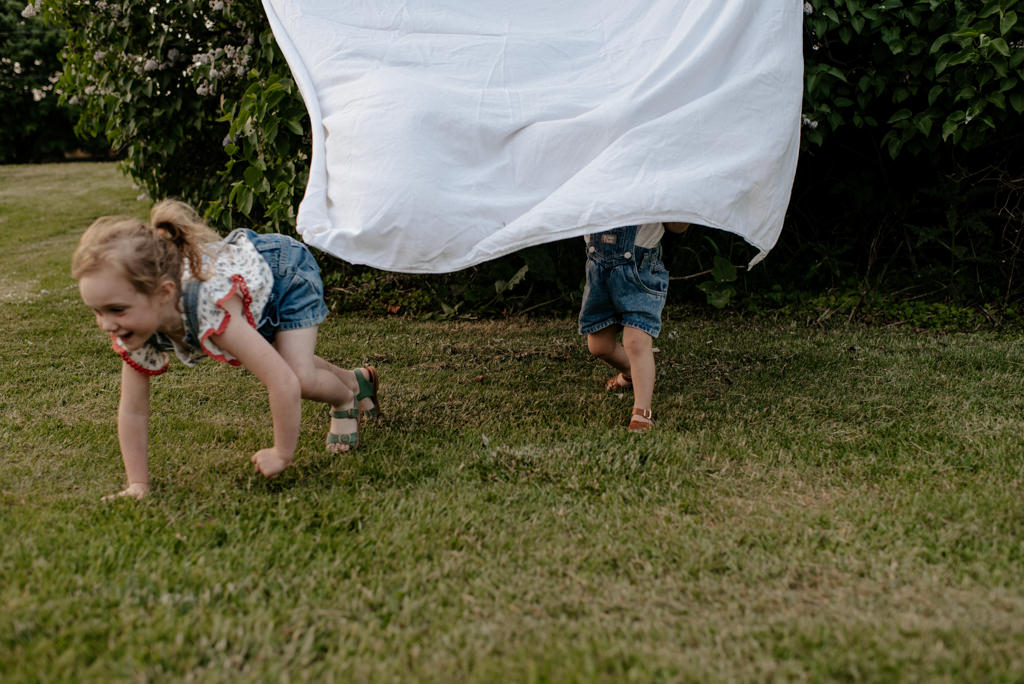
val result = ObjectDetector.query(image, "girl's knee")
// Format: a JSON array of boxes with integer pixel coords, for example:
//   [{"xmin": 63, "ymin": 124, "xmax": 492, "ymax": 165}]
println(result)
[
  {"xmin": 587, "ymin": 335, "xmax": 616, "ymax": 359},
  {"xmin": 622, "ymin": 328, "xmax": 652, "ymax": 356},
  {"xmin": 289, "ymin": 364, "xmax": 326, "ymax": 399}
]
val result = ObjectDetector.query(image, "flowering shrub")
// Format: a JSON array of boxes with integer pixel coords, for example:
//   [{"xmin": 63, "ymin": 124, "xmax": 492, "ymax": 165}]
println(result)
[{"xmin": 27, "ymin": 0, "xmax": 308, "ymax": 231}]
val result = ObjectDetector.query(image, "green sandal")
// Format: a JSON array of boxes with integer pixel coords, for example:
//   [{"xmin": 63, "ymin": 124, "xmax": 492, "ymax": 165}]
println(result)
[
  {"xmin": 326, "ymin": 403, "xmax": 360, "ymax": 453},
  {"xmin": 354, "ymin": 366, "xmax": 381, "ymax": 419}
]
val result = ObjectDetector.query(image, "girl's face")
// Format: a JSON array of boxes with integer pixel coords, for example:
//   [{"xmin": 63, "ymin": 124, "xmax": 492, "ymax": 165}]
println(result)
[{"xmin": 78, "ymin": 265, "xmax": 175, "ymax": 351}]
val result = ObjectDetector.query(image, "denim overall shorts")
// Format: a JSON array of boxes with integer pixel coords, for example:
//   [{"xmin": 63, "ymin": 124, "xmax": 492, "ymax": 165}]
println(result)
[
  {"xmin": 577, "ymin": 225, "xmax": 669, "ymax": 338},
  {"xmin": 181, "ymin": 229, "xmax": 329, "ymax": 348}
]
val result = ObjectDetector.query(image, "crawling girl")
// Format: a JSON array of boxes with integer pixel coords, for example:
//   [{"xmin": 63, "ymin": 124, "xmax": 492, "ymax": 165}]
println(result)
[{"xmin": 72, "ymin": 199, "xmax": 380, "ymax": 500}]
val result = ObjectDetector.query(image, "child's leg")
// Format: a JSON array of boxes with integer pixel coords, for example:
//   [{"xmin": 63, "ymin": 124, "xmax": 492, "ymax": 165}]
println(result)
[
  {"xmin": 274, "ymin": 328, "xmax": 352, "ymax": 405},
  {"xmin": 273, "ymin": 327, "xmax": 359, "ymax": 453},
  {"xmin": 587, "ymin": 325, "xmax": 629, "ymax": 371},
  {"xmin": 312, "ymin": 356, "xmax": 379, "ymax": 416},
  {"xmin": 587, "ymin": 325, "xmax": 635, "ymax": 390},
  {"xmin": 622, "ymin": 326, "xmax": 655, "ymax": 429}
]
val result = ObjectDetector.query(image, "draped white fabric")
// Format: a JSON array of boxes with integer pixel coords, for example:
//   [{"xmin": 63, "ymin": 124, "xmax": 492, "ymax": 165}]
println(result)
[{"xmin": 262, "ymin": 0, "xmax": 804, "ymax": 273}]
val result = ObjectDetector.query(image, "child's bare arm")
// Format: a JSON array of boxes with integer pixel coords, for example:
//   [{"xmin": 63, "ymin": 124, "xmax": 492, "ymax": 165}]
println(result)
[
  {"xmin": 665, "ymin": 222, "xmax": 691, "ymax": 234},
  {"xmin": 212, "ymin": 295, "xmax": 302, "ymax": 475},
  {"xmin": 107, "ymin": 363, "xmax": 151, "ymax": 500}
]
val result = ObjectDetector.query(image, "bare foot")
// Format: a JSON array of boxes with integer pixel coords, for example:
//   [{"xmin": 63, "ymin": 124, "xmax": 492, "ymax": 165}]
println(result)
[{"xmin": 101, "ymin": 482, "xmax": 150, "ymax": 501}]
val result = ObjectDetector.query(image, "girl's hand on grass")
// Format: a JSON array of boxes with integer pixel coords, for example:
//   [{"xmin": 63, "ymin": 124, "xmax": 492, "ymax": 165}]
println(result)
[
  {"xmin": 252, "ymin": 447, "xmax": 292, "ymax": 479},
  {"xmin": 102, "ymin": 482, "xmax": 150, "ymax": 502}
]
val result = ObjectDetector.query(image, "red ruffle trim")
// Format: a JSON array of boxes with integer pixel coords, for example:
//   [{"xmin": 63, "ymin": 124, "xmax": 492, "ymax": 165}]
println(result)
[
  {"xmin": 111, "ymin": 338, "xmax": 168, "ymax": 377},
  {"xmin": 197, "ymin": 273, "xmax": 256, "ymax": 366}
]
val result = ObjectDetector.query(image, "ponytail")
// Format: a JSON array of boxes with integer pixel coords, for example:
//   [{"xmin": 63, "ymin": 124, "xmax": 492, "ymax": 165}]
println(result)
[
  {"xmin": 148, "ymin": 199, "xmax": 221, "ymax": 282},
  {"xmin": 71, "ymin": 199, "xmax": 221, "ymax": 295}
]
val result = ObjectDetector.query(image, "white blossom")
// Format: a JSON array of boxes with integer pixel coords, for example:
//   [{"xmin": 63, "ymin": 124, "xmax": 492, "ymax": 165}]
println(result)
[{"xmin": 21, "ymin": 1, "xmax": 41, "ymax": 18}]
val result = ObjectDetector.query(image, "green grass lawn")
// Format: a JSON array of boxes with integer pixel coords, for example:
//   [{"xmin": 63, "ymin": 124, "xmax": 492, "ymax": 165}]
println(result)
[{"xmin": 2, "ymin": 163, "xmax": 1023, "ymax": 682}]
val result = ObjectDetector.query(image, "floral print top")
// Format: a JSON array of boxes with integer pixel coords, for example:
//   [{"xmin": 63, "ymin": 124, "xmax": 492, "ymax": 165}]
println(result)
[{"xmin": 113, "ymin": 231, "xmax": 273, "ymax": 375}]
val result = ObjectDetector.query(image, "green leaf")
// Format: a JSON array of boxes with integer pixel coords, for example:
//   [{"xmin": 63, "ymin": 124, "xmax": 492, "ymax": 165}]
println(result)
[
  {"xmin": 697, "ymin": 282, "xmax": 736, "ymax": 309},
  {"xmin": 1010, "ymin": 93, "xmax": 1024, "ymax": 114},
  {"xmin": 947, "ymin": 48, "xmax": 977, "ymax": 68},
  {"xmin": 954, "ymin": 86, "xmax": 976, "ymax": 102},
  {"xmin": 820, "ymin": 64, "xmax": 850, "ymax": 84},
  {"xmin": 494, "ymin": 265, "xmax": 529, "ymax": 295},
  {"xmin": 989, "ymin": 38, "xmax": 1010, "ymax": 57},
  {"xmin": 1000, "ymin": 11, "xmax": 1017, "ymax": 35},
  {"xmin": 887, "ymin": 108, "xmax": 913, "ymax": 123},
  {"xmin": 711, "ymin": 255, "xmax": 737, "ymax": 283},
  {"xmin": 986, "ymin": 92, "xmax": 1006, "ymax": 110},
  {"xmin": 239, "ymin": 187, "xmax": 254, "ymax": 216},
  {"xmin": 884, "ymin": 131, "xmax": 902, "ymax": 159},
  {"xmin": 967, "ymin": 100, "xmax": 986, "ymax": 120},
  {"xmin": 941, "ymin": 112, "xmax": 964, "ymax": 140},
  {"xmin": 913, "ymin": 114, "xmax": 933, "ymax": 137}
]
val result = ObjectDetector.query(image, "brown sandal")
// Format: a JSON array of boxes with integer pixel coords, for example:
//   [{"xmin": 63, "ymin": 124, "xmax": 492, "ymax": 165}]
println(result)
[
  {"xmin": 605, "ymin": 372, "xmax": 632, "ymax": 391},
  {"xmin": 628, "ymin": 407, "xmax": 653, "ymax": 432}
]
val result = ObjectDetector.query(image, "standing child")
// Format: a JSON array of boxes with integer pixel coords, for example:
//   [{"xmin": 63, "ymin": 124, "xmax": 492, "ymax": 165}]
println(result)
[
  {"xmin": 578, "ymin": 221, "xmax": 689, "ymax": 432},
  {"xmin": 72, "ymin": 200, "xmax": 381, "ymax": 500}
]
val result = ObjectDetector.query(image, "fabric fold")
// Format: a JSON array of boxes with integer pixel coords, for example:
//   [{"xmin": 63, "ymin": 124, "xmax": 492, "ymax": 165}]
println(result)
[{"xmin": 262, "ymin": 0, "xmax": 804, "ymax": 273}]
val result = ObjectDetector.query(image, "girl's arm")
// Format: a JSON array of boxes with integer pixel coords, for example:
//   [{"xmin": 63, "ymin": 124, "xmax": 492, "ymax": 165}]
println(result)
[
  {"xmin": 211, "ymin": 294, "xmax": 302, "ymax": 475},
  {"xmin": 665, "ymin": 222, "xmax": 691, "ymax": 234},
  {"xmin": 107, "ymin": 362, "xmax": 151, "ymax": 500}
]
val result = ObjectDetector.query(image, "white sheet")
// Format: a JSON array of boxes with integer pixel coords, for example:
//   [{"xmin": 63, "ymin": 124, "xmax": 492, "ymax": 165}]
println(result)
[{"xmin": 262, "ymin": 0, "xmax": 803, "ymax": 273}]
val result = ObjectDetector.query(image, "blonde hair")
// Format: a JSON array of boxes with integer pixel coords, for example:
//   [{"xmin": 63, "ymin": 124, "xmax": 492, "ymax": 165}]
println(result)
[{"xmin": 71, "ymin": 199, "xmax": 221, "ymax": 294}]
